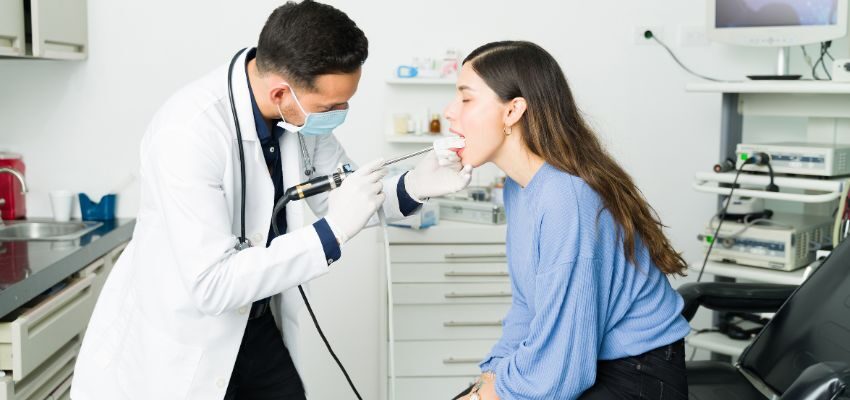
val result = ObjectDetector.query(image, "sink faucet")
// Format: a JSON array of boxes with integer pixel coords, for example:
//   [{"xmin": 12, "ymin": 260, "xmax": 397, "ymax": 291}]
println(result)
[{"xmin": 0, "ymin": 168, "xmax": 28, "ymax": 224}]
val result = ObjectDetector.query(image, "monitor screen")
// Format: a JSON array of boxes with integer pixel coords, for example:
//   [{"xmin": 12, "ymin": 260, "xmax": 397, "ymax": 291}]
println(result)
[{"xmin": 716, "ymin": 0, "xmax": 838, "ymax": 28}]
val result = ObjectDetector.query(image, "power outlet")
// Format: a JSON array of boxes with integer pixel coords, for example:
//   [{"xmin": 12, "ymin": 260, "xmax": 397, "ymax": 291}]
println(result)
[
  {"xmin": 679, "ymin": 25, "xmax": 710, "ymax": 47},
  {"xmin": 634, "ymin": 26, "xmax": 664, "ymax": 45}
]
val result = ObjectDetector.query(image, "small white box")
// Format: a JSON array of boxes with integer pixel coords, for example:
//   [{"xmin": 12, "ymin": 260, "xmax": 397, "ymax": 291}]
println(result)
[{"xmin": 832, "ymin": 59, "xmax": 850, "ymax": 83}]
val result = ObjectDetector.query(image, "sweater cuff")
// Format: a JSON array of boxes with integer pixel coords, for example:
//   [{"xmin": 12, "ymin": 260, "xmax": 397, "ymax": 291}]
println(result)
[
  {"xmin": 397, "ymin": 171, "xmax": 423, "ymax": 217},
  {"xmin": 313, "ymin": 218, "xmax": 341, "ymax": 266},
  {"xmin": 479, "ymin": 356, "xmax": 503, "ymax": 373}
]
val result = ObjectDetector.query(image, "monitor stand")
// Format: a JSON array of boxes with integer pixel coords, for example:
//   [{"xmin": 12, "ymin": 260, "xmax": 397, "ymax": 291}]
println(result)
[{"xmin": 747, "ymin": 47, "xmax": 803, "ymax": 81}]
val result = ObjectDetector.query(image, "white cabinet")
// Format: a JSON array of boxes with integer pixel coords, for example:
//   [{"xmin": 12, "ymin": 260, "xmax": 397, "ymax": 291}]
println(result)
[
  {"xmin": 0, "ymin": 242, "xmax": 126, "ymax": 400},
  {"xmin": 0, "ymin": 0, "xmax": 25, "ymax": 56},
  {"xmin": 0, "ymin": 0, "xmax": 87, "ymax": 59},
  {"xmin": 30, "ymin": 0, "xmax": 87, "ymax": 59},
  {"xmin": 384, "ymin": 221, "xmax": 508, "ymax": 400}
]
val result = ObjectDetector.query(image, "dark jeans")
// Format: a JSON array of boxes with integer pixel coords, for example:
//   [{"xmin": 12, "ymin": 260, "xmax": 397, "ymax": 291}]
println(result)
[
  {"xmin": 451, "ymin": 339, "xmax": 688, "ymax": 399},
  {"xmin": 224, "ymin": 311, "xmax": 306, "ymax": 400},
  {"xmin": 579, "ymin": 339, "xmax": 688, "ymax": 399}
]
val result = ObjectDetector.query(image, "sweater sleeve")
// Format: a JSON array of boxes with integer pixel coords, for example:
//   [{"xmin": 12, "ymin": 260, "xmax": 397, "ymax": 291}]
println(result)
[
  {"xmin": 479, "ymin": 276, "xmax": 533, "ymax": 372},
  {"xmin": 491, "ymin": 259, "xmax": 601, "ymax": 399},
  {"xmin": 491, "ymin": 184, "xmax": 603, "ymax": 399}
]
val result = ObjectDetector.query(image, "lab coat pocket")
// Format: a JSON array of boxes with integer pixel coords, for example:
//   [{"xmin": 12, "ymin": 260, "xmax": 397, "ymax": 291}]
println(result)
[{"xmin": 115, "ymin": 312, "xmax": 203, "ymax": 400}]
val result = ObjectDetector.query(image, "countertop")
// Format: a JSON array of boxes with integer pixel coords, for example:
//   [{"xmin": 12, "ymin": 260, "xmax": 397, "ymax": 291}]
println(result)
[
  {"xmin": 386, "ymin": 219, "xmax": 507, "ymax": 244},
  {"xmin": 0, "ymin": 218, "xmax": 135, "ymax": 318}
]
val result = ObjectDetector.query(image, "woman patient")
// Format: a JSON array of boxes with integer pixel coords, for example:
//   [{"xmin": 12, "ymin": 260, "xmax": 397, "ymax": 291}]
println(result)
[{"xmin": 447, "ymin": 41, "xmax": 691, "ymax": 399}]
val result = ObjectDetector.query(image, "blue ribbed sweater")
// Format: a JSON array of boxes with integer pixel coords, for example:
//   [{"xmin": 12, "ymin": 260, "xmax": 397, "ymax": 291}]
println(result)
[{"xmin": 479, "ymin": 163, "xmax": 691, "ymax": 399}]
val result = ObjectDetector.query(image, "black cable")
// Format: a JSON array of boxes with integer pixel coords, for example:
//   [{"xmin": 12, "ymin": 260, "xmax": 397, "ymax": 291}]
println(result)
[
  {"xmin": 272, "ymin": 200, "xmax": 363, "ymax": 400},
  {"xmin": 697, "ymin": 162, "xmax": 748, "ymax": 283},
  {"xmin": 644, "ymin": 30, "xmax": 727, "ymax": 82},
  {"xmin": 813, "ymin": 42, "xmax": 833, "ymax": 80},
  {"xmin": 298, "ymin": 285, "xmax": 363, "ymax": 400}
]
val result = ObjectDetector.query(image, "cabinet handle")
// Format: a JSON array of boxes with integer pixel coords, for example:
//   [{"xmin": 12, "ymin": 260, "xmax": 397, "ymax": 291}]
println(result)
[
  {"xmin": 444, "ymin": 253, "xmax": 506, "ymax": 260},
  {"xmin": 445, "ymin": 292, "xmax": 511, "ymax": 299},
  {"xmin": 445, "ymin": 271, "xmax": 509, "ymax": 278},
  {"xmin": 443, "ymin": 320, "xmax": 503, "ymax": 327},
  {"xmin": 443, "ymin": 357, "xmax": 482, "ymax": 365}
]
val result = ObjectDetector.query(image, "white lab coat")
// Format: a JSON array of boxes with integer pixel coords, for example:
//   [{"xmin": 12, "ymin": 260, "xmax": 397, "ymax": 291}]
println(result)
[{"xmin": 71, "ymin": 49, "xmax": 409, "ymax": 400}]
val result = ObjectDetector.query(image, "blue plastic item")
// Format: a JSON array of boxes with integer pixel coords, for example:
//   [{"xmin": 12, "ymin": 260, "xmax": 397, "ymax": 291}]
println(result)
[
  {"xmin": 396, "ymin": 65, "xmax": 418, "ymax": 78},
  {"xmin": 79, "ymin": 193, "xmax": 116, "ymax": 221}
]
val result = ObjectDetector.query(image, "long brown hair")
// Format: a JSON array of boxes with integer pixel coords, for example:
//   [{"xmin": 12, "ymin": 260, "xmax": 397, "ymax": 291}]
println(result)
[{"xmin": 465, "ymin": 41, "xmax": 686, "ymax": 276}]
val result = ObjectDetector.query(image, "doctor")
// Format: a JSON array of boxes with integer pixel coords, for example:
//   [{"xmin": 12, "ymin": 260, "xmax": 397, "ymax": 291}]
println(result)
[{"xmin": 71, "ymin": 1, "xmax": 471, "ymax": 399}]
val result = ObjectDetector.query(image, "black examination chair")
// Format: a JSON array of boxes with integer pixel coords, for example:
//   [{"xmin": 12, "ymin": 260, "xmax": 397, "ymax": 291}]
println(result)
[{"xmin": 677, "ymin": 238, "xmax": 850, "ymax": 400}]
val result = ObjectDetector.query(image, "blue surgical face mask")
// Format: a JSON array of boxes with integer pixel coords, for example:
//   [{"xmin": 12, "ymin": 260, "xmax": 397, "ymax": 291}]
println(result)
[{"xmin": 276, "ymin": 83, "xmax": 348, "ymax": 136}]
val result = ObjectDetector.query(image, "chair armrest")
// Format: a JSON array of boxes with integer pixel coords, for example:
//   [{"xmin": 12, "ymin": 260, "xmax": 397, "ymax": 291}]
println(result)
[
  {"xmin": 678, "ymin": 282, "xmax": 797, "ymax": 321},
  {"xmin": 779, "ymin": 362, "xmax": 850, "ymax": 400}
]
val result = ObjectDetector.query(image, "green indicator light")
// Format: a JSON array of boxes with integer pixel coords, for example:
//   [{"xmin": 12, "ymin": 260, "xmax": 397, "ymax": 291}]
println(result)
[
  {"xmin": 706, "ymin": 235, "xmax": 714, "ymax": 243},
  {"xmin": 740, "ymin": 153, "xmax": 748, "ymax": 161}
]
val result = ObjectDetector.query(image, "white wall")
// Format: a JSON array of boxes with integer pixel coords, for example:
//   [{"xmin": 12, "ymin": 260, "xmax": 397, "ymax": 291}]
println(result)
[{"xmin": 2, "ymin": 1, "xmax": 848, "ymax": 399}]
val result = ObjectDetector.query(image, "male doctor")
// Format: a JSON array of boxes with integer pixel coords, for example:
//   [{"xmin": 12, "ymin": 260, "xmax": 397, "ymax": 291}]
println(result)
[{"xmin": 71, "ymin": 1, "xmax": 471, "ymax": 399}]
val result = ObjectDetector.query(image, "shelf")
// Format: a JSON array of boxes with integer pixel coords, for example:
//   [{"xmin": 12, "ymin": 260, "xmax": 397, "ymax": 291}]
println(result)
[
  {"xmin": 693, "ymin": 171, "xmax": 848, "ymax": 203},
  {"xmin": 386, "ymin": 134, "xmax": 453, "ymax": 144},
  {"xmin": 386, "ymin": 78, "xmax": 456, "ymax": 86},
  {"xmin": 689, "ymin": 259, "xmax": 812, "ymax": 285},
  {"xmin": 687, "ymin": 81, "xmax": 850, "ymax": 94},
  {"xmin": 686, "ymin": 331, "xmax": 752, "ymax": 357}
]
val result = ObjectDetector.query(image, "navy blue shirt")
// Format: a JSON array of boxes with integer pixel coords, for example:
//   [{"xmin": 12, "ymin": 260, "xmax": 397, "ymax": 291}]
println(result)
[{"xmin": 244, "ymin": 49, "xmax": 341, "ymax": 265}]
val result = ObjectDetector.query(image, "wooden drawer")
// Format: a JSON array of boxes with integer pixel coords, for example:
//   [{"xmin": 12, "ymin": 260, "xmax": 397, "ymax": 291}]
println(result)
[
  {"xmin": 393, "ymin": 283, "xmax": 511, "ymax": 305},
  {"xmin": 0, "ymin": 265, "xmax": 100, "ymax": 381},
  {"xmin": 394, "ymin": 304, "xmax": 509, "ymax": 340},
  {"xmin": 0, "ymin": 337, "xmax": 78, "ymax": 400},
  {"xmin": 393, "ymin": 377, "xmax": 477, "ymax": 400},
  {"xmin": 394, "ymin": 340, "xmax": 495, "ymax": 377},
  {"xmin": 392, "ymin": 263, "xmax": 509, "ymax": 283},
  {"xmin": 390, "ymin": 244, "xmax": 506, "ymax": 263}
]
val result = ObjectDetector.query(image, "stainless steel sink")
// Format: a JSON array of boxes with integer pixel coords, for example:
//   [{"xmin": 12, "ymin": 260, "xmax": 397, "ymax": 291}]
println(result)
[{"xmin": 0, "ymin": 220, "xmax": 103, "ymax": 241}]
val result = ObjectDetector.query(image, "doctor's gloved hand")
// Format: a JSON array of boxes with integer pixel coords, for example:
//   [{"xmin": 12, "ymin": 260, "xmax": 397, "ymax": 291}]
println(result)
[
  {"xmin": 325, "ymin": 158, "xmax": 387, "ymax": 244},
  {"xmin": 404, "ymin": 151, "xmax": 473, "ymax": 202}
]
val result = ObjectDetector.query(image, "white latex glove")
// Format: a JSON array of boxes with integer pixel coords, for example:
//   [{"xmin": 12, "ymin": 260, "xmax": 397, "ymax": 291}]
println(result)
[
  {"xmin": 325, "ymin": 158, "xmax": 387, "ymax": 244},
  {"xmin": 404, "ymin": 151, "xmax": 473, "ymax": 202}
]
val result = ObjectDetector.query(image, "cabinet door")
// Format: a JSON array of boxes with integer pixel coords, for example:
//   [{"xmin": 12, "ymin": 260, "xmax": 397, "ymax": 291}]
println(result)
[
  {"xmin": 30, "ymin": 0, "xmax": 87, "ymax": 59},
  {"xmin": 0, "ymin": 0, "xmax": 25, "ymax": 56}
]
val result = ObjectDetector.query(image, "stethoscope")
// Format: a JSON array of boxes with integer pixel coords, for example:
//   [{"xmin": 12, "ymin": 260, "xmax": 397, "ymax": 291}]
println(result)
[{"xmin": 227, "ymin": 48, "xmax": 316, "ymax": 249}]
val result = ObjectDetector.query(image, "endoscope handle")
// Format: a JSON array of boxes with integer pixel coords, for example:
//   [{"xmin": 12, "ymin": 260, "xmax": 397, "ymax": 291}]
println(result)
[{"xmin": 273, "ymin": 164, "xmax": 355, "ymax": 236}]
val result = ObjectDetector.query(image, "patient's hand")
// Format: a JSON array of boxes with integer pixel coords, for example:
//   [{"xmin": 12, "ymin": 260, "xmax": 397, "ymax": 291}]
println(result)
[
  {"xmin": 457, "ymin": 373, "xmax": 500, "ymax": 400},
  {"xmin": 477, "ymin": 373, "xmax": 500, "ymax": 400}
]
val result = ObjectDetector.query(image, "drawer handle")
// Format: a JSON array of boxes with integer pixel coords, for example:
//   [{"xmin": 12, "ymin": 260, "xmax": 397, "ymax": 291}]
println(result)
[
  {"xmin": 445, "ymin": 271, "xmax": 509, "ymax": 278},
  {"xmin": 443, "ymin": 357, "xmax": 482, "ymax": 365},
  {"xmin": 444, "ymin": 253, "xmax": 507, "ymax": 260},
  {"xmin": 444, "ymin": 320, "xmax": 503, "ymax": 327},
  {"xmin": 445, "ymin": 292, "xmax": 511, "ymax": 299}
]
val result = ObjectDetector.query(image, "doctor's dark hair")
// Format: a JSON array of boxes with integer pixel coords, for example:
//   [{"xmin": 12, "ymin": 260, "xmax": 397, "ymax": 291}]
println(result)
[
  {"xmin": 464, "ymin": 41, "xmax": 687, "ymax": 276},
  {"xmin": 256, "ymin": 0, "xmax": 368, "ymax": 90}
]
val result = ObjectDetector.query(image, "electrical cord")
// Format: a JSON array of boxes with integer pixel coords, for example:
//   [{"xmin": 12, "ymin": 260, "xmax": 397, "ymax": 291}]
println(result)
[
  {"xmin": 813, "ymin": 41, "xmax": 834, "ymax": 80},
  {"xmin": 270, "ymin": 200, "xmax": 364, "ymax": 400},
  {"xmin": 697, "ymin": 153, "xmax": 772, "ymax": 282},
  {"xmin": 696, "ymin": 163, "xmax": 747, "ymax": 283},
  {"xmin": 644, "ymin": 30, "xmax": 729, "ymax": 82},
  {"xmin": 379, "ymin": 208, "xmax": 398, "ymax": 400}
]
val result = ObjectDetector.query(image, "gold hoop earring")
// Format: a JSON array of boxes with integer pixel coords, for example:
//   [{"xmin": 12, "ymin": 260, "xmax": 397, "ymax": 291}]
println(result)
[{"xmin": 504, "ymin": 125, "xmax": 512, "ymax": 136}]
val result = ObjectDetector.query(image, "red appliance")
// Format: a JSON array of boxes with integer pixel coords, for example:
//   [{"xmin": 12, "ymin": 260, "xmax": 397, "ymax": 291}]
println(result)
[{"xmin": 0, "ymin": 152, "xmax": 26, "ymax": 220}]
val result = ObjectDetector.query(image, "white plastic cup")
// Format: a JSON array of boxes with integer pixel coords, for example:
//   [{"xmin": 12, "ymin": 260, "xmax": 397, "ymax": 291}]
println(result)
[{"xmin": 49, "ymin": 190, "xmax": 75, "ymax": 222}]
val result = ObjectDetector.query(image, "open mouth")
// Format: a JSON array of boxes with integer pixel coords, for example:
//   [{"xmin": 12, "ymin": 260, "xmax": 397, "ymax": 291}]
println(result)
[{"xmin": 449, "ymin": 129, "xmax": 465, "ymax": 157}]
